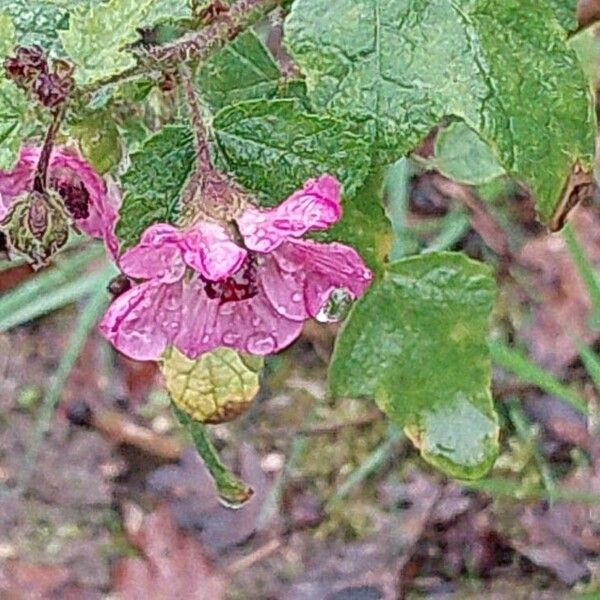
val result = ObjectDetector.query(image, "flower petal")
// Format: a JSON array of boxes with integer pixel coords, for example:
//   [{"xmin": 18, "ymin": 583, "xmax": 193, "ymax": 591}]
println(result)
[
  {"xmin": 0, "ymin": 146, "xmax": 37, "ymax": 220},
  {"xmin": 257, "ymin": 253, "xmax": 308, "ymax": 322},
  {"xmin": 119, "ymin": 223, "xmax": 186, "ymax": 283},
  {"xmin": 100, "ymin": 280, "xmax": 182, "ymax": 361},
  {"xmin": 174, "ymin": 276, "xmax": 221, "ymax": 359},
  {"xmin": 182, "ymin": 221, "xmax": 247, "ymax": 281},
  {"xmin": 213, "ymin": 293, "xmax": 304, "ymax": 355},
  {"xmin": 237, "ymin": 174, "xmax": 342, "ymax": 253},
  {"xmin": 48, "ymin": 148, "xmax": 115, "ymax": 241},
  {"xmin": 274, "ymin": 239, "xmax": 373, "ymax": 318}
]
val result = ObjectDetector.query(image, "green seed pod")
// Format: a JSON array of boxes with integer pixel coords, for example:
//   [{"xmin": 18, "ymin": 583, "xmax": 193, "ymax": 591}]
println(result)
[{"xmin": 160, "ymin": 346, "xmax": 263, "ymax": 424}]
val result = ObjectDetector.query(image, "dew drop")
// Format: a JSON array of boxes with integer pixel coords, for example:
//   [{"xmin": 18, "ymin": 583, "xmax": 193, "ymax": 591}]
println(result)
[
  {"xmin": 315, "ymin": 288, "xmax": 353, "ymax": 323},
  {"xmin": 222, "ymin": 330, "xmax": 242, "ymax": 345},
  {"xmin": 291, "ymin": 292, "xmax": 302, "ymax": 303},
  {"xmin": 246, "ymin": 332, "xmax": 277, "ymax": 354}
]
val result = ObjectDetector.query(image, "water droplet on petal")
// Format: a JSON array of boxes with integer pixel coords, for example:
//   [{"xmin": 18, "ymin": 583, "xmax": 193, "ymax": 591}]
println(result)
[
  {"xmin": 315, "ymin": 288, "xmax": 353, "ymax": 323},
  {"xmin": 246, "ymin": 332, "xmax": 277, "ymax": 354},
  {"xmin": 291, "ymin": 292, "xmax": 302, "ymax": 303},
  {"xmin": 222, "ymin": 330, "xmax": 242, "ymax": 345}
]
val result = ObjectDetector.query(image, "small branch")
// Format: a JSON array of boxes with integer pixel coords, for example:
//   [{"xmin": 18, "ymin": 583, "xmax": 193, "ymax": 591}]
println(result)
[
  {"xmin": 67, "ymin": 401, "xmax": 183, "ymax": 460},
  {"xmin": 32, "ymin": 107, "xmax": 64, "ymax": 195},
  {"xmin": 432, "ymin": 175, "xmax": 512, "ymax": 260},
  {"xmin": 145, "ymin": 0, "xmax": 284, "ymax": 66},
  {"xmin": 85, "ymin": 0, "xmax": 285, "ymax": 94},
  {"xmin": 225, "ymin": 539, "xmax": 282, "ymax": 574}
]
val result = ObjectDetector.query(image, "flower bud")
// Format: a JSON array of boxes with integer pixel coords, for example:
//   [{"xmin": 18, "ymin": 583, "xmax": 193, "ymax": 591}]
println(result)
[
  {"xmin": 0, "ymin": 190, "xmax": 70, "ymax": 268},
  {"xmin": 32, "ymin": 72, "xmax": 73, "ymax": 108}
]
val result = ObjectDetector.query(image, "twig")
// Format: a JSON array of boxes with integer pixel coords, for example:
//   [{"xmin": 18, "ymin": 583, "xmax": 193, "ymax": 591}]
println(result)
[
  {"xmin": 72, "ymin": 404, "xmax": 184, "ymax": 461},
  {"xmin": 225, "ymin": 539, "xmax": 282, "ymax": 574},
  {"xmin": 84, "ymin": 0, "xmax": 286, "ymax": 94},
  {"xmin": 179, "ymin": 64, "xmax": 211, "ymax": 168}
]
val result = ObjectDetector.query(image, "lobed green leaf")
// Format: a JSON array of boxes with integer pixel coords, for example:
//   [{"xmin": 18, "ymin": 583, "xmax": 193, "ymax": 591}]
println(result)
[
  {"xmin": 115, "ymin": 125, "xmax": 195, "ymax": 250},
  {"xmin": 285, "ymin": 0, "xmax": 595, "ymax": 224},
  {"xmin": 212, "ymin": 98, "xmax": 371, "ymax": 205},
  {"xmin": 197, "ymin": 31, "xmax": 281, "ymax": 110},
  {"xmin": 60, "ymin": 0, "xmax": 191, "ymax": 85},
  {"xmin": 329, "ymin": 252, "xmax": 499, "ymax": 479}
]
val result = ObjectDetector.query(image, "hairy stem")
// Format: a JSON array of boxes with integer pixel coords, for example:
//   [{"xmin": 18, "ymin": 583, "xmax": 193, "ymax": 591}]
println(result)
[
  {"xmin": 179, "ymin": 64, "xmax": 212, "ymax": 170},
  {"xmin": 146, "ymin": 0, "xmax": 284, "ymax": 65},
  {"xmin": 32, "ymin": 107, "xmax": 64, "ymax": 195},
  {"xmin": 85, "ymin": 0, "xmax": 286, "ymax": 94}
]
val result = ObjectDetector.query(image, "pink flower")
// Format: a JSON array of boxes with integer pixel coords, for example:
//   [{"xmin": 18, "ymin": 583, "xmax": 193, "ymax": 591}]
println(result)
[
  {"xmin": 100, "ymin": 175, "xmax": 373, "ymax": 361},
  {"xmin": 0, "ymin": 145, "xmax": 120, "ymax": 255}
]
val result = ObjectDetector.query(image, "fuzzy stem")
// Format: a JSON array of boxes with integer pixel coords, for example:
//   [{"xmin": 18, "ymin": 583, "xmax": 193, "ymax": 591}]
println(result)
[
  {"xmin": 32, "ymin": 108, "xmax": 64, "ymax": 195},
  {"xmin": 179, "ymin": 64, "xmax": 212, "ymax": 170},
  {"xmin": 173, "ymin": 406, "xmax": 254, "ymax": 508},
  {"xmin": 84, "ymin": 0, "xmax": 286, "ymax": 94}
]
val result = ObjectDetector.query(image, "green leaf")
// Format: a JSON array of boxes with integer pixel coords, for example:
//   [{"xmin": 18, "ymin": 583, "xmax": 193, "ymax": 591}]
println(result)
[
  {"xmin": 70, "ymin": 110, "xmax": 122, "ymax": 174},
  {"xmin": 432, "ymin": 122, "xmax": 505, "ymax": 186},
  {"xmin": 285, "ymin": 0, "xmax": 595, "ymax": 224},
  {"xmin": 311, "ymin": 169, "xmax": 392, "ymax": 274},
  {"xmin": 213, "ymin": 98, "xmax": 371, "ymax": 205},
  {"xmin": 0, "ymin": 0, "xmax": 68, "ymax": 50},
  {"xmin": 0, "ymin": 79, "xmax": 39, "ymax": 170},
  {"xmin": 197, "ymin": 31, "xmax": 281, "ymax": 110},
  {"xmin": 548, "ymin": 0, "xmax": 578, "ymax": 31},
  {"xmin": 173, "ymin": 406, "xmax": 254, "ymax": 508},
  {"xmin": 115, "ymin": 125, "xmax": 195, "ymax": 249},
  {"xmin": 0, "ymin": 12, "xmax": 15, "ymax": 58},
  {"xmin": 161, "ymin": 347, "xmax": 263, "ymax": 424},
  {"xmin": 60, "ymin": 0, "xmax": 191, "ymax": 85},
  {"xmin": 329, "ymin": 252, "xmax": 499, "ymax": 479}
]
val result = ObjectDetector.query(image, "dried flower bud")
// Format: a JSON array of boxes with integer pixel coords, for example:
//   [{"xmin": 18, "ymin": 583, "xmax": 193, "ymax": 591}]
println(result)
[
  {"xmin": 4, "ymin": 45, "xmax": 48, "ymax": 89},
  {"xmin": 0, "ymin": 190, "xmax": 70, "ymax": 268},
  {"xmin": 159, "ymin": 71, "xmax": 176, "ymax": 93},
  {"xmin": 32, "ymin": 72, "xmax": 73, "ymax": 108}
]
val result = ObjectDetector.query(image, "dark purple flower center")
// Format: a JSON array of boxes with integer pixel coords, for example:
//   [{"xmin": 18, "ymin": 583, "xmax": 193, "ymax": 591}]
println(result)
[
  {"xmin": 107, "ymin": 275, "xmax": 132, "ymax": 298},
  {"xmin": 51, "ymin": 177, "xmax": 90, "ymax": 220},
  {"xmin": 204, "ymin": 255, "xmax": 259, "ymax": 305}
]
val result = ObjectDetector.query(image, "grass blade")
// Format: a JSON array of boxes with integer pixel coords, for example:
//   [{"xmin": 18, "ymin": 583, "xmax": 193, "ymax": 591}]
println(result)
[
  {"xmin": 563, "ymin": 222, "xmax": 600, "ymax": 328},
  {"xmin": 19, "ymin": 276, "xmax": 112, "ymax": 489},
  {"xmin": 489, "ymin": 340, "xmax": 588, "ymax": 414},
  {"xmin": 0, "ymin": 265, "xmax": 112, "ymax": 331},
  {"xmin": 0, "ymin": 245, "xmax": 103, "ymax": 323}
]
